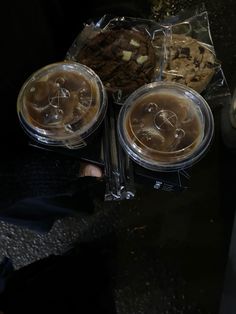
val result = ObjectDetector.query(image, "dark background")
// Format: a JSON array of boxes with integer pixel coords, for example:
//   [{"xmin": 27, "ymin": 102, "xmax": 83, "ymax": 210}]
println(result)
[{"xmin": 0, "ymin": 1, "xmax": 236, "ymax": 313}]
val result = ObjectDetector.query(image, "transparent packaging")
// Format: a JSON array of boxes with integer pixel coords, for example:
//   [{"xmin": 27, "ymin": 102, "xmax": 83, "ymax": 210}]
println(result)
[
  {"xmin": 17, "ymin": 61, "xmax": 107, "ymax": 149},
  {"xmin": 66, "ymin": 8, "xmax": 229, "ymax": 106},
  {"xmin": 117, "ymin": 82, "xmax": 214, "ymax": 172},
  {"xmin": 65, "ymin": 6, "xmax": 229, "ymax": 198},
  {"xmin": 153, "ymin": 5, "xmax": 231, "ymax": 109},
  {"xmin": 66, "ymin": 15, "xmax": 163, "ymax": 104}
]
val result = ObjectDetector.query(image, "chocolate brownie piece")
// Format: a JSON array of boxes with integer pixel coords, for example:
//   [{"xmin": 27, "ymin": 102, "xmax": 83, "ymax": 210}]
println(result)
[
  {"xmin": 77, "ymin": 29, "xmax": 157, "ymax": 96},
  {"xmin": 161, "ymin": 34, "xmax": 217, "ymax": 93}
]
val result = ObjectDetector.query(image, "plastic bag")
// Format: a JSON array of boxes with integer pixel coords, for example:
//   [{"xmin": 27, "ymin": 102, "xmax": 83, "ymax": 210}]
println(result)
[
  {"xmin": 66, "ymin": 7, "xmax": 231, "ymax": 200},
  {"xmin": 66, "ymin": 15, "xmax": 163, "ymax": 104},
  {"xmin": 66, "ymin": 7, "xmax": 230, "ymax": 107},
  {"xmin": 155, "ymin": 5, "xmax": 231, "ymax": 109}
]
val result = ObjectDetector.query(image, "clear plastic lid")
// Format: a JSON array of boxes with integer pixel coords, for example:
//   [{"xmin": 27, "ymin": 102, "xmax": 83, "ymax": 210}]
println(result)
[
  {"xmin": 17, "ymin": 61, "xmax": 107, "ymax": 149},
  {"xmin": 117, "ymin": 82, "xmax": 214, "ymax": 172}
]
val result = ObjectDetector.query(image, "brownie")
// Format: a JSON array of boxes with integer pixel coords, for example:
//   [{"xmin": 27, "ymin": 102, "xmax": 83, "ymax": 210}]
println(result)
[{"xmin": 76, "ymin": 29, "xmax": 157, "ymax": 97}]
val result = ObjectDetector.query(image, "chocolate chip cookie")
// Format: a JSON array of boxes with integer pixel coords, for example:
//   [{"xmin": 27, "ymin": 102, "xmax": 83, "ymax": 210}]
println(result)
[
  {"xmin": 161, "ymin": 34, "xmax": 217, "ymax": 93},
  {"xmin": 76, "ymin": 29, "xmax": 157, "ymax": 97}
]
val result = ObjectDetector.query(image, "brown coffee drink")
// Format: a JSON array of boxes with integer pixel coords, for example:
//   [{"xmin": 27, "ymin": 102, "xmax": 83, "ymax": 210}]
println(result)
[
  {"xmin": 125, "ymin": 93, "xmax": 203, "ymax": 162},
  {"xmin": 118, "ymin": 82, "xmax": 214, "ymax": 172},
  {"xmin": 17, "ymin": 62, "xmax": 107, "ymax": 148}
]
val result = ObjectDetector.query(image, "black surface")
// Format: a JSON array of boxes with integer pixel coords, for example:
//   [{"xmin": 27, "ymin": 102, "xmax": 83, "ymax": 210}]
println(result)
[
  {"xmin": 28, "ymin": 124, "xmax": 105, "ymax": 167},
  {"xmin": 220, "ymin": 212, "xmax": 236, "ymax": 314},
  {"xmin": 134, "ymin": 163, "xmax": 191, "ymax": 191},
  {"xmin": 0, "ymin": 241, "xmax": 116, "ymax": 314},
  {"xmin": 0, "ymin": 1, "xmax": 236, "ymax": 314}
]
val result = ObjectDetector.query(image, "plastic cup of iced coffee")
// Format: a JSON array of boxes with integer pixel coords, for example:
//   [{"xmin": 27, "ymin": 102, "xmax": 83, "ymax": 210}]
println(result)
[
  {"xmin": 17, "ymin": 61, "xmax": 107, "ymax": 149},
  {"xmin": 117, "ymin": 81, "xmax": 214, "ymax": 172}
]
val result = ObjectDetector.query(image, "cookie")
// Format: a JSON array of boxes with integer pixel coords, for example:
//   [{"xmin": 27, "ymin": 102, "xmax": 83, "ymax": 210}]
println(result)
[
  {"xmin": 76, "ymin": 29, "xmax": 157, "ymax": 97},
  {"xmin": 161, "ymin": 34, "xmax": 217, "ymax": 93}
]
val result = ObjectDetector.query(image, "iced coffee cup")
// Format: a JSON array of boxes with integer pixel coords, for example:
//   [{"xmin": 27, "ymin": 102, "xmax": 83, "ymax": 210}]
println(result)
[
  {"xmin": 117, "ymin": 82, "xmax": 214, "ymax": 172},
  {"xmin": 17, "ymin": 61, "xmax": 107, "ymax": 149}
]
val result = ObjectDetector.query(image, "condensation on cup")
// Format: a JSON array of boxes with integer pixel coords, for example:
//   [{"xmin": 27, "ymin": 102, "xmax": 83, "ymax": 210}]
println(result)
[
  {"xmin": 117, "ymin": 81, "xmax": 214, "ymax": 172},
  {"xmin": 17, "ymin": 61, "xmax": 107, "ymax": 149}
]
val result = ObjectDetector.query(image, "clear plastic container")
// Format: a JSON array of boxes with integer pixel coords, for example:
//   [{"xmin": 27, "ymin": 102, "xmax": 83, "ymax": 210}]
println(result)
[
  {"xmin": 117, "ymin": 82, "xmax": 214, "ymax": 172},
  {"xmin": 17, "ymin": 61, "xmax": 107, "ymax": 149}
]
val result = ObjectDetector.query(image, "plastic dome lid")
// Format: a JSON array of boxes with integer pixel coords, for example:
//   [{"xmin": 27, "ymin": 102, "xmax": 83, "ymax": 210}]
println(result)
[
  {"xmin": 17, "ymin": 61, "xmax": 107, "ymax": 148},
  {"xmin": 117, "ymin": 82, "xmax": 214, "ymax": 172}
]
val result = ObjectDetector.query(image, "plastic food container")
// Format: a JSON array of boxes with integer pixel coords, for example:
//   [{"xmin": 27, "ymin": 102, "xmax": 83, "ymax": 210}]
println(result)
[
  {"xmin": 117, "ymin": 81, "xmax": 214, "ymax": 172},
  {"xmin": 17, "ymin": 61, "xmax": 107, "ymax": 149}
]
